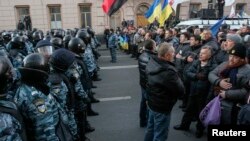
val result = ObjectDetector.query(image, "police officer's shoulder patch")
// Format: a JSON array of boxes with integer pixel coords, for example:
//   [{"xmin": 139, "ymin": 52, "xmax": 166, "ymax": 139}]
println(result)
[{"xmin": 33, "ymin": 98, "xmax": 47, "ymax": 113}]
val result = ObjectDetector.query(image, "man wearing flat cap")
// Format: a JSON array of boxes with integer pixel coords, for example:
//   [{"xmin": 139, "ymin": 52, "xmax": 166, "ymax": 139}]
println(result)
[
  {"xmin": 209, "ymin": 43, "xmax": 250, "ymax": 124},
  {"xmin": 213, "ymin": 34, "xmax": 243, "ymax": 64},
  {"xmin": 224, "ymin": 34, "xmax": 242, "ymax": 51}
]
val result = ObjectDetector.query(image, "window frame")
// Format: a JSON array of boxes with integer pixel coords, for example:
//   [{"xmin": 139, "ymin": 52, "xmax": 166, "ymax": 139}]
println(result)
[
  {"xmin": 189, "ymin": 3, "xmax": 201, "ymax": 18},
  {"xmin": 79, "ymin": 3, "xmax": 92, "ymax": 28},
  {"xmin": 15, "ymin": 5, "xmax": 30, "ymax": 23},
  {"xmin": 47, "ymin": 4, "xmax": 62, "ymax": 29}
]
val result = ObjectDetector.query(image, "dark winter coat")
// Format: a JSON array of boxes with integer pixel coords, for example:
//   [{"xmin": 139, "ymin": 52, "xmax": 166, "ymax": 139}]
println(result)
[
  {"xmin": 146, "ymin": 56, "xmax": 184, "ymax": 114},
  {"xmin": 138, "ymin": 49, "xmax": 156, "ymax": 88}
]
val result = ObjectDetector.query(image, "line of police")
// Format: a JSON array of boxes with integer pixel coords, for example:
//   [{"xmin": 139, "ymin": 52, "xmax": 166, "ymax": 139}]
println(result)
[{"xmin": 0, "ymin": 27, "xmax": 102, "ymax": 141}]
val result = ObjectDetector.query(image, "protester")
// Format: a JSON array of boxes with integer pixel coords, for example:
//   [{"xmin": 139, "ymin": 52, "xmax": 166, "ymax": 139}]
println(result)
[{"xmin": 144, "ymin": 43, "xmax": 184, "ymax": 141}]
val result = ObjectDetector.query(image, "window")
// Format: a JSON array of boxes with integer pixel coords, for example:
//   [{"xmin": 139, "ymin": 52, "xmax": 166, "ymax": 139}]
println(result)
[
  {"xmin": 16, "ymin": 7, "xmax": 29, "ymax": 22},
  {"xmin": 80, "ymin": 5, "xmax": 92, "ymax": 28},
  {"xmin": 236, "ymin": 3, "xmax": 246, "ymax": 16},
  {"xmin": 49, "ymin": 6, "xmax": 62, "ymax": 29},
  {"xmin": 189, "ymin": 3, "xmax": 201, "ymax": 18}
]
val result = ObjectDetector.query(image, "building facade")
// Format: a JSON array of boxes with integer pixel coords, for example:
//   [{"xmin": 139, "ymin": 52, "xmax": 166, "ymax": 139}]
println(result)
[{"xmin": 0, "ymin": 0, "xmax": 249, "ymax": 34}]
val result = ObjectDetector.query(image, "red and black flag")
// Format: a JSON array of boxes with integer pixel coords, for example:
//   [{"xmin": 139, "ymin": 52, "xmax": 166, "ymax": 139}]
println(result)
[{"xmin": 102, "ymin": 0, "xmax": 127, "ymax": 16}]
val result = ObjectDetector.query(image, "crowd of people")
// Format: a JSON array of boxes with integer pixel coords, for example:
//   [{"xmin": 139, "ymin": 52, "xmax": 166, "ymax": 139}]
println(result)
[
  {"xmin": 104, "ymin": 21, "xmax": 250, "ymax": 140},
  {"xmin": 1, "ymin": 17, "xmax": 250, "ymax": 141},
  {"xmin": 0, "ymin": 27, "xmax": 102, "ymax": 141},
  {"xmin": 135, "ymin": 24, "xmax": 250, "ymax": 140}
]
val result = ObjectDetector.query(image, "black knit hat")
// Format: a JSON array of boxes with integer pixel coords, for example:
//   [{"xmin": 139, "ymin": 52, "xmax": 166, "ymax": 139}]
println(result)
[
  {"xmin": 50, "ymin": 48, "xmax": 75, "ymax": 71},
  {"xmin": 229, "ymin": 43, "xmax": 246, "ymax": 59}
]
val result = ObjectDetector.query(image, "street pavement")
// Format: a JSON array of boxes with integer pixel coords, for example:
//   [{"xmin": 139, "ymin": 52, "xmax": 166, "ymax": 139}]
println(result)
[{"xmin": 87, "ymin": 47, "xmax": 207, "ymax": 141}]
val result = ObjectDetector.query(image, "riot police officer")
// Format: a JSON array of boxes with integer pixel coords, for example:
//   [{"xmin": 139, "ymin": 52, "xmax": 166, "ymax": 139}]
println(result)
[
  {"xmin": 8, "ymin": 36, "xmax": 27, "ymax": 69},
  {"xmin": 35, "ymin": 40, "xmax": 54, "ymax": 63},
  {"xmin": 68, "ymin": 38, "xmax": 100, "ymax": 112},
  {"xmin": 49, "ymin": 48, "xmax": 79, "ymax": 140},
  {"xmin": 14, "ymin": 53, "xmax": 72, "ymax": 141},
  {"xmin": 63, "ymin": 35, "xmax": 72, "ymax": 49},
  {"xmin": 32, "ymin": 31, "xmax": 43, "ymax": 47},
  {"xmin": 76, "ymin": 30, "xmax": 101, "ymax": 81},
  {"xmin": 87, "ymin": 27, "xmax": 101, "ymax": 59},
  {"xmin": 2, "ymin": 31, "xmax": 11, "ymax": 45},
  {"xmin": 0, "ymin": 36, "xmax": 7, "ymax": 53},
  {"xmin": 0, "ymin": 56, "xmax": 27, "ymax": 141},
  {"xmin": 51, "ymin": 37, "xmax": 63, "ymax": 50}
]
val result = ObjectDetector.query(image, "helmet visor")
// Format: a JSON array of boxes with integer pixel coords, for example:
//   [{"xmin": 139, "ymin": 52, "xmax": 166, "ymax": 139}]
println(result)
[{"xmin": 37, "ymin": 46, "xmax": 54, "ymax": 57}]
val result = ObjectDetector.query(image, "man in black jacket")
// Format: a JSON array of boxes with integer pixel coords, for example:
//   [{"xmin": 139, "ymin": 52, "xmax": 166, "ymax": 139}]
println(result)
[
  {"xmin": 144, "ymin": 43, "xmax": 184, "ymax": 141},
  {"xmin": 138, "ymin": 39, "xmax": 156, "ymax": 127}
]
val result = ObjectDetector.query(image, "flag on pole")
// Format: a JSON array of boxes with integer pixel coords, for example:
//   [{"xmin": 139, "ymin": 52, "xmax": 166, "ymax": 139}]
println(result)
[
  {"xmin": 229, "ymin": 5, "xmax": 235, "ymax": 18},
  {"xmin": 145, "ymin": 0, "xmax": 162, "ymax": 23},
  {"xmin": 171, "ymin": 0, "xmax": 190, "ymax": 12},
  {"xmin": 210, "ymin": 16, "xmax": 228, "ymax": 37},
  {"xmin": 102, "ymin": 0, "xmax": 127, "ymax": 16},
  {"xmin": 159, "ymin": 0, "xmax": 173, "ymax": 26},
  {"xmin": 225, "ymin": 0, "xmax": 235, "ymax": 6}
]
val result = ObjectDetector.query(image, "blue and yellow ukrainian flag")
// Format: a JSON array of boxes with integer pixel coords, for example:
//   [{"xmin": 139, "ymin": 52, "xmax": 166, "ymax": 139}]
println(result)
[
  {"xmin": 145, "ymin": 0, "xmax": 162, "ymax": 23},
  {"xmin": 159, "ymin": 0, "xmax": 173, "ymax": 26}
]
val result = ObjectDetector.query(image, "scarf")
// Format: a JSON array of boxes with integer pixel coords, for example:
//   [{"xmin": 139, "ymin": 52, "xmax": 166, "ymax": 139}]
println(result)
[{"xmin": 220, "ymin": 60, "xmax": 246, "ymax": 88}]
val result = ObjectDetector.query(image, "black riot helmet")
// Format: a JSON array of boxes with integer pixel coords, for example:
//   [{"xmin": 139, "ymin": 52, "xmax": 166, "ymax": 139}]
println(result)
[
  {"xmin": 63, "ymin": 35, "xmax": 72, "ymax": 49},
  {"xmin": 87, "ymin": 27, "xmax": 95, "ymax": 37},
  {"xmin": 53, "ymin": 30, "xmax": 64, "ymax": 39},
  {"xmin": 19, "ymin": 53, "xmax": 49, "ymax": 94},
  {"xmin": 37, "ymin": 30, "xmax": 44, "ymax": 38},
  {"xmin": 22, "ymin": 53, "xmax": 49, "ymax": 72},
  {"xmin": 68, "ymin": 37, "xmax": 86, "ymax": 54},
  {"xmin": 0, "ymin": 56, "xmax": 14, "ymax": 94},
  {"xmin": 11, "ymin": 32, "xmax": 20, "ymax": 38},
  {"xmin": 25, "ymin": 30, "xmax": 33, "ymax": 40},
  {"xmin": 32, "ymin": 31, "xmax": 43, "ymax": 42},
  {"xmin": 50, "ymin": 48, "xmax": 75, "ymax": 72},
  {"xmin": 18, "ymin": 30, "xmax": 25, "ymax": 36},
  {"xmin": 50, "ymin": 37, "xmax": 63, "ymax": 49},
  {"xmin": 65, "ymin": 29, "xmax": 72, "ymax": 36},
  {"xmin": 10, "ymin": 36, "xmax": 26, "ymax": 50},
  {"xmin": 76, "ymin": 30, "xmax": 91, "ymax": 45},
  {"xmin": 2, "ymin": 31, "xmax": 11, "ymax": 43}
]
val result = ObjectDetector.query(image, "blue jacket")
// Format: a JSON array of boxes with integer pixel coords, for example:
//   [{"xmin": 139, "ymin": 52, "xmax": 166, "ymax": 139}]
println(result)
[
  {"xmin": 0, "ymin": 100, "xmax": 23, "ymax": 141},
  {"xmin": 108, "ymin": 33, "xmax": 117, "ymax": 48},
  {"xmin": 83, "ymin": 45, "xmax": 97, "ymax": 74},
  {"xmin": 14, "ymin": 85, "xmax": 60, "ymax": 141}
]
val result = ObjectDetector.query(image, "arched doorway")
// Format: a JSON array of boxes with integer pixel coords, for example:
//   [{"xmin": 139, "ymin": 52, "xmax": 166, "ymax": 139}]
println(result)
[
  {"xmin": 136, "ymin": 4, "xmax": 149, "ymax": 27},
  {"xmin": 110, "ymin": 10, "xmax": 121, "ymax": 29}
]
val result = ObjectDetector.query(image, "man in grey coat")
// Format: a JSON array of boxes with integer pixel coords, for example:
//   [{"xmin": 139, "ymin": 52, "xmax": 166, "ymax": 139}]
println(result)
[{"xmin": 208, "ymin": 43, "xmax": 250, "ymax": 124}]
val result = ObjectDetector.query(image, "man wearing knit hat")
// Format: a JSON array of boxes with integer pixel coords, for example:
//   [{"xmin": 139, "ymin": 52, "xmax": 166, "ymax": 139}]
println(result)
[
  {"xmin": 224, "ymin": 34, "xmax": 242, "ymax": 51},
  {"xmin": 209, "ymin": 43, "xmax": 250, "ymax": 124}
]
